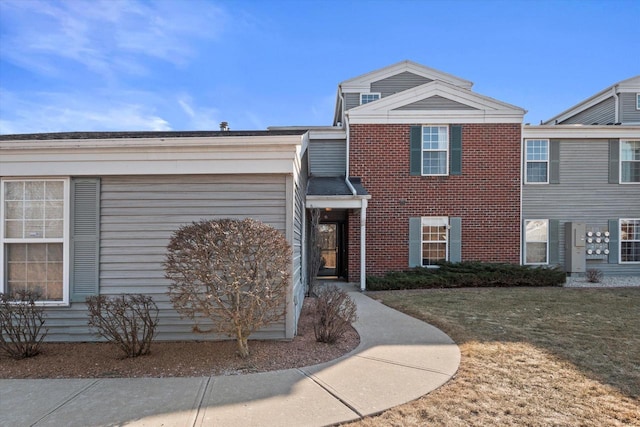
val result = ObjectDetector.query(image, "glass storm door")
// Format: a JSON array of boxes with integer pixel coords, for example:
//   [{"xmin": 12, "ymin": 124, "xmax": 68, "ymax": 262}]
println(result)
[{"xmin": 318, "ymin": 223, "xmax": 338, "ymax": 276}]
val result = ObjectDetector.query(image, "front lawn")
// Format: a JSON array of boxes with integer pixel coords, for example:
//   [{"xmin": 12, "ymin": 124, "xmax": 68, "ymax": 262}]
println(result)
[{"xmin": 349, "ymin": 287, "xmax": 640, "ymax": 426}]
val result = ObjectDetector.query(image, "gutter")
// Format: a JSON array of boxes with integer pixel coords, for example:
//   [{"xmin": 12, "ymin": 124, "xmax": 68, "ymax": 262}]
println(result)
[{"xmin": 612, "ymin": 85, "xmax": 619, "ymax": 123}]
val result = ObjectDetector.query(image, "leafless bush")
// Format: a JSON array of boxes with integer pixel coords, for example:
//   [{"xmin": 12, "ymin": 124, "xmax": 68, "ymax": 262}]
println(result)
[
  {"xmin": 0, "ymin": 290, "xmax": 49, "ymax": 359},
  {"xmin": 86, "ymin": 294, "xmax": 159, "ymax": 358},
  {"xmin": 313, "ymin": 285, "xmax": 357, "ymax": 344},
  {"xmin": 586, "ymin": 268, "xmax": 604, "ymax": 283},
  {"xmin": 308, "ymin": 208, "xmax": 322, "ymax": 297},
  {"xmin": 164, "ymin": 218, "xmax": 291, "ymax": 359}
]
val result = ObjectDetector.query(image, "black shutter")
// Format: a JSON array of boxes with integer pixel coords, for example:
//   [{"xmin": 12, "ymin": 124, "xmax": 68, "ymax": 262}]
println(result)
[
  {"xmin": 410, "ymin": 126, "xmax": 422, "ymax": 176},
  {"xmin": 70, "ymin": 178, "xmax": 100, "ymax": 302},
  {"xmin": 449, "ymin": 125, "xmax": 462, "ymax": 175}
]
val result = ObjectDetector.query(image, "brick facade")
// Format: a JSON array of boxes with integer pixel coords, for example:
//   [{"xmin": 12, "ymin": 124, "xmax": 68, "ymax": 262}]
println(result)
[{"xmin": 347, "ymin": 123, "xmax": 521, "ymax": 281}]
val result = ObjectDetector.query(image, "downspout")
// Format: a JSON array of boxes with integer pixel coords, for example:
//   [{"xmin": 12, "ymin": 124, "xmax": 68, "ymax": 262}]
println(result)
[
  {"xmin": 341, "ymin": 88, "xmax": 367, "ymax": 291},
  {"xmin": 612, "ymin": 85, "xmax": 619, "ymax": 123}
]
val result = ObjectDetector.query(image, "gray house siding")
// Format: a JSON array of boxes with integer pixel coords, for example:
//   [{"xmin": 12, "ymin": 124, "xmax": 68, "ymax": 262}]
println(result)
[
  {"xmin": 371, "ymin": 71, "xmax": 432, "ymax": 97},
  {"xmin": 308, "ymin": 139, "xmax": 347, "ymax": 176},
  {"xmin": 395, "ymin": 95, "xmax": 477, "ymax": 111},
  {"xmin": 345, "ymin": 93, "xmax": 360, "ymax": 110},
  {"xmin": 558, "ymin": 97, "xmax": 615, "ymax": 125},
  {"xmin": 522, "ymin": 139, "xmax": 640, "ymax": 275},
  {"xmin": 44, "ymin": 174, "xmax": 292, "ymax": 341},
  {"xmin": 621, "ymin": 92, "xmax": 640, "ymax": 123}
]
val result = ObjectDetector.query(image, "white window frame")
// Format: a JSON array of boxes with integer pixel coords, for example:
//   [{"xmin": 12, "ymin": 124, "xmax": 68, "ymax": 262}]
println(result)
[
  {"xmin": 636, "ymin": 93, "xmax": 640, "ymax": 110},
  {"xmin": 421, "ymin": 216, "xmax": 449, "ymax": 267},
  {"xmin": 620, "ymin": 140, "xmax": 640, "ymax": 184},
  {"xmin": 0, "ymin": 177, "xmax": 71, "ymax": 306},
  {"xmin": 360, "ymin": 92, "xmax": 381, "ymax": 105},
  {"xmin": 620, "ymin": 218, "xmax": 640, "ymax": 264},
  {"xmin": 421, "ymin": 125, "xmax": 449, "ymax": 176},
  {"xmin": 524, "ymin": 139, "xmax": 549, "ymax": 184},
  {"xmin": 524, "ymin": 219, "xmax": 549, "ymax": 265}
]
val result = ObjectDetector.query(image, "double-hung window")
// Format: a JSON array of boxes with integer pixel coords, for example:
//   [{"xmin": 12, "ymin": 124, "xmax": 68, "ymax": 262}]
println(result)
[
  {"xmin": 620, "ymin": 140, "xmax": 640, "ymax": 183},
  {"xmin": 422, "ymin": 126, "xmax": 449, "ymax": 175},
  {"xmin": 525, "ymin": 139, "xmax": 549, "ymax": 184},
  {"xmin": 421, "ymin": 217, "xmax": 448, "ymax": 266},
  {"xmin": 524, "ymin": 219, "xmax": 548, "ymax": 264},
  {"xmin": 620, "ymin": 219, "xmax": 640, "ymax": 263},
  {"xmin": 360, "ymin": 93, "xmax": 380, "ymax": 105},
  {"xmin": 1, "ymin": 178, "xmax": 70, "ymax": 304}
]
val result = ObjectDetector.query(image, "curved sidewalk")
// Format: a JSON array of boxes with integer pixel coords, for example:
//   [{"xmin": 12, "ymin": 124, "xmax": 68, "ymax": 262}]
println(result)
[{"xmin": 0, "ymin": 284, "xmax": 460, "ymax": 427}]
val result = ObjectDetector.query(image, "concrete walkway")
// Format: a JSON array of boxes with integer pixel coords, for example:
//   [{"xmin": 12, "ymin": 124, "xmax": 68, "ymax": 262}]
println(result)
[{"xmin": 0, "ymin": 284, "xmax": 460, "ymax": 427}]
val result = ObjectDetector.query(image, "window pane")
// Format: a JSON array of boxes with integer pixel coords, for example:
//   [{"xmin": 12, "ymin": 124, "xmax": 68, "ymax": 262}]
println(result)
[
  {"xmin": 422, "ymin": 126, "xmax": 448, "ymax": 150},
  {"xmin": 25, "ymin": 181, "xmax": 45, "ymax": 200},
  {"xmin": 423, "ymin": 151, "xmax": 446, "ymax": 175},
  {"xmin": 526, "ymin": 140, "xmax": 548, "ymax": 161},
  {"xmin": 621, "ymin": 141, "xmax": 640, "ymax": 161},
  {"xmin": 526, "ymin": 220, "xmax": 548, "ymax": 242},
  {"xmin": 5, "ymin": 220, "xmax": 23, "ymax": 238},
  {"xmin": 6, "ymin": 243, "xmax": 63, "ymax": 301},
  {"xmin": 526, "ymin": 242, "xmax": 547, "ymax": 264},
  {"xmin": 4, "ymin": 201, "xmax": 23, "ymax": 219},
  {"xmin": 422, "ymin": 242, "xmax": 446, "ymax": 266},
  {"xmin": 621, "ymin": 242, "xmax": 640, "ymax": 262},
  {"xmin": 4, "ymin": 182, "xmax": 23, "ymax": 200},
  {"xmin": 527, "ymin": 163, "xmax": 548, "ymax": 183},
  {"xmin": 621, "ymin": 161, "xmax": 640, "ymax": 183},
  {"xmin": 45, "ymin": 181, "xmax": 64, "ymax": 200}
]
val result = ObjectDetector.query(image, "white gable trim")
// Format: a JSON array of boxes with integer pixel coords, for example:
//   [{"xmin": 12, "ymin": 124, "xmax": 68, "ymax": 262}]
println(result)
[
  {"xmin": 347, "ymin": 80, "xmax": 525, "ymax": 124},
  {"xmin": 340, "ymin": 60, "xmax": 473, "ymax": 92}
]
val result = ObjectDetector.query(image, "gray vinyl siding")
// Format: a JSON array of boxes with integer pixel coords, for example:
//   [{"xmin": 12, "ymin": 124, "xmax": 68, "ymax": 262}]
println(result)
[
  {"xmin": 308, "ymin": 139, "xmax": 347, "ymax": 176},
  {"xmin": 44, "ymin": 174, "xmax": 291, "ymax": 341},
  {"xmin": 371, "ymin": 71, "xmax": 432, "ymax": 97},
  {"xmin": 558, "ymin": 97, "xmax": 615, "ymax": 125},
  {"xmin": 345, "ymin": 93, "xmax": 360, "ymax": 110},
  {"xmin": 522, "ymin": 139, "xmax": 640, "ymax": 275},
  {"xmin": 395, "ymin": 95, "xmax": 477, "ymax": 111},
  {"xmin": 620, "ymin": 92, "xmax": 640, "ymax": 123}
]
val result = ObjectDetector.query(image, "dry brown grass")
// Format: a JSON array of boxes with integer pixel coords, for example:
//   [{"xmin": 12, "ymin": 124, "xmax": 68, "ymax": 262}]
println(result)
[{"xmin": 348, "ymin": 287, "xmax": 640, "ymax": 427}]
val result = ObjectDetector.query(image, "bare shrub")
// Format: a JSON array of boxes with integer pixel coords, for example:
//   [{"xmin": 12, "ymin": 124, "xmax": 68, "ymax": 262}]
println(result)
[
  {"xmin": 164, "ymin": 218, "xmax": 291, "ymax": 359},
  {"xmin": 586, "ymin": 268, "xmax": 604, "ymax": 283},
  {"xmin": 0, "ymin": 290, "xmax": 49, "ymax": 359},
  {"xmin": 86, "ymin": 294, "xmax": 159, "ymax": 358},
  {"xmin": 313, "ymin": 285, "xmax": 357, "ymax": 344},
  {"xmin": 307, "ymin": 208, "xmax": 322, "ymax": 297}
]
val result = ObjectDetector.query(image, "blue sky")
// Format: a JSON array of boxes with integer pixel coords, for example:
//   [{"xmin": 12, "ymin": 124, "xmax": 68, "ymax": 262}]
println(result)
[{"xmin": 1, "ymin": 0, "xmax": 638, "ymax": 134}]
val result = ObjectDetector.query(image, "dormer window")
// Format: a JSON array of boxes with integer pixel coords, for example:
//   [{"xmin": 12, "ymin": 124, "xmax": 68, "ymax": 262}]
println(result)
[{"xmin": 360, "ymin": 93, "xmax": 380, "ymax": 105}]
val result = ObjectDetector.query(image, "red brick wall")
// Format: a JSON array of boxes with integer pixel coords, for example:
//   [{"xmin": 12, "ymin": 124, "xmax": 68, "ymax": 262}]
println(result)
[{"xmin": 348, "ymin": 123, "xmax": 521, "ymax": 281}]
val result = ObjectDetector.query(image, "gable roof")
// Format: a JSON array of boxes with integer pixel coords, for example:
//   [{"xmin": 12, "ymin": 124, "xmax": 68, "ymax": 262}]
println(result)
[
  {"xmin": 339, "ymin": 60, "xmax": 474, "ymax": 92},
  {"xmin": 346, "ymin": 80, "xmax": 526, "ymax": 124},
  {"xmin": 543, "ymin": 75, "xmax": 640, "ymax": 125}
]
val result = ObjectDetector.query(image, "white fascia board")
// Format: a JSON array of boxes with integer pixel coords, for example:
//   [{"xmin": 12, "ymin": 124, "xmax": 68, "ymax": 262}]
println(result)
[
  {"xmin": 523, "ymin": 125, "xmax": 640, "ymax": 139},
  {"xmin": 340, "ymin": 60, "xmax": 473, "ymax": 91},
  {"xmin": 348, "ymin": 110, "xmax": 525, "ymax": 124},
  {"xmin": 0, "ymin": 135, "xmax": 303, "ymax": 176},
  {"xmin": 306, "ymin": 196, "xmax": 368, "ymax": 209},
  {"xmin": 349, "ymin": 81, "xmax": 525, "ymax": 115}
]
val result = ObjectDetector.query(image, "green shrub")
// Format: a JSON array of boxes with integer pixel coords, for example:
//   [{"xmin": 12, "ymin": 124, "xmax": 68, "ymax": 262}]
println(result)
[{"xmin": 367, "ymin": 262, "xmax": 566, "ymax": 291}]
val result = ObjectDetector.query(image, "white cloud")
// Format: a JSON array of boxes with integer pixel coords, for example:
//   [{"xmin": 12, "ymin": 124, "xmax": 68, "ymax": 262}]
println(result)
[
  {"xmin": 0, "ymin": 89, "xmax": 172, "ymax": 134},
  {"xmin": 176, "ymin": 93, "xmax": 220, "ymax": 130},
  {"xmin": 0, "ymin": 0, "xmax": 228, "ymax": 79}
]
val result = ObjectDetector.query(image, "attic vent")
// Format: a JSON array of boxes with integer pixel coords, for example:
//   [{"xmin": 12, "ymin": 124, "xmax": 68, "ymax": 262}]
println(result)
[{"xmin": 219, "ymin": 121, "xmax": 230, "ymax": 131}]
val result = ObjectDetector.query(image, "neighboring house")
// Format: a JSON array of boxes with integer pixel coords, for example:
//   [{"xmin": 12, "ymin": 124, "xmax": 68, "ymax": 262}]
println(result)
[
  {"xmin": 522, "ymin": 76, "xmax": 640, "ymax": 275},
  {"xmin": 0, "ymin": 131, "xmax": 309, "ymax": 341},
  {"xmin": 1, "ymin": 61, "xmax": 638, "ymax": 342}
]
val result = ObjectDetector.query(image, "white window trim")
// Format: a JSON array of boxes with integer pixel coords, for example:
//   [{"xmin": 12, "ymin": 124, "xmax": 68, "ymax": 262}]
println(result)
[
  {"xmin": 619, "ymin": 218, "xmax": 640, "ymax": 264},
  {"xmin": 524, "ymin": 139, "xmax": 549, "ymax": 184},
  {"xmin": 421, "ymin": 125, "xmax": 449, "ymax": 176},
  {"xmin": 620, "ymin": 140, "xmax": 640, "ymax": 184},
  {"xmin": 636, "ymin": 93, "xmax": 640, "ymax": 110},
  {"xmin": 360, "ymin": 92, "xmax": 381, "ymax": 105},
  {"xmin": 420, "ymin": 216, "xmax": 449, "ymax": 267},
  {"xmin": 524, "ymin": 219, "xmax": 549, "ymax": 265},
  {"xmin": 0, "ymin": 177, "xmax": 71, "ymax": 306}
]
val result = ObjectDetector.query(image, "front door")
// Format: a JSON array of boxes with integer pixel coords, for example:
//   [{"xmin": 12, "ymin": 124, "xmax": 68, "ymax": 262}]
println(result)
[{"xmin": 318, "ymin": 223, "xmax": 338, "ymax": 276}]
